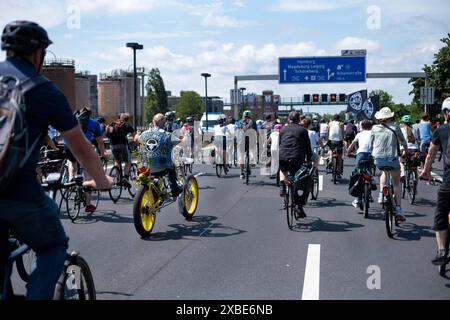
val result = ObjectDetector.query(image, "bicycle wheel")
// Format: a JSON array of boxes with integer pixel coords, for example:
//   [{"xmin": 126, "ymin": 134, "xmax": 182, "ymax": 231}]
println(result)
[
  {"xmin": 364, "ymin": 183, "xmax": 370, "ymax": 218},
  {"xmin": 128, "ymin": 163, "xmax": 138, "ymax": 198},
  {"xmin": 216, "ymin": 164, "xmax": 222, "ymax": 178},
  {"xmin": 286, "ymin": 185, "xmax": 295, "ymax": 230},
  {"xmin": 245, "ymin": 152, "xmax": 250, "ymax": 185},
  {"xmin": 385, "ymin": 197, "xmax": 395, "ymax": 238},
  {"xmin": 180, "ymin": 175, "xmax": 199, "ymax": 220},
  {"xmin": 311, "ymin": 169, "xmax": 319, "ymax": 200},
  {"xmin": 16, "ymin": 248, "xmax": 37, "ymax": 283},
  {"xmin": 54, "ymin": 254, "xmax": 96, "ymax": 300},
  {"xmin": 407, "ymin": 170, "xmax": 417, "ymax": 205},
  {"xmin": 332, "ymin": 158, "xmax": 337, "ymax": 184},
  {"xmin": 102, "ymin": 157, "xmax": 108, "ymax": 174},
  {"xmin": 133, "ymin": 185, "xmax": 157, "ymax": 237},
  {"xmin": 65, "ymin": 186, "xmax": 82, "ymax": 223},
  {"xmin": 108, "ymin": 166, "xmax": 122, "ymax": 203},
  {"xmin": 401, "ymin": 174, "xmax": 407, "ymax": 199}
]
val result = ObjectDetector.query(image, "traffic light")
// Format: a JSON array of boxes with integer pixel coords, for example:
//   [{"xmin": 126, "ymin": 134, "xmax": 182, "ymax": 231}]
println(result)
[
  {"xmin": 339, "ymin": 94, "xmax": 347, "ymax": 102},
  {"xmin": 330, "ymin": 93, "xmax": 337, "ymax": 102},
  {"xmin": 313, "ymin": 94, "xmax": 319, "ymax": 103},
  {"xmin": 321, "ymin": 94, "xmax": 328, "ymax": 103},
  {"xmin": 303, "ymin": 94, "xmax": 311, "ymax": 103}
]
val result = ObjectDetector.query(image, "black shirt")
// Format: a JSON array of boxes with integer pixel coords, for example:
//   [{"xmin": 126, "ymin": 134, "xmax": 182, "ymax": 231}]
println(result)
[
  {"xmin": 431, "ymin": 124, "xmax": 450, "ymax": 191},
  {"xmin": 109, "ymin": 122, "xmax": 135, "ymax": 145},
  {"xmin": 279, "ymin": 123, "xmax": 312, "ymax": 162},
  {"xmin": 0, "ymin": 58, "xmax": 78, "ymax": 203}
]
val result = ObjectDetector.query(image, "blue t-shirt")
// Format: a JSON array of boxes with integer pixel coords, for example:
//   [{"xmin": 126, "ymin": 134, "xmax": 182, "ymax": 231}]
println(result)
[
  {"xmin": 0, "ymin": 58, "xmax": 78, "ymax": 203},
  {"xmin": 419, "ymin": 122, "xmax": 431, "ymax": 143},
  {"xmin": 84, "ymin": 119, "xmax": 102, "ymax": 143}
]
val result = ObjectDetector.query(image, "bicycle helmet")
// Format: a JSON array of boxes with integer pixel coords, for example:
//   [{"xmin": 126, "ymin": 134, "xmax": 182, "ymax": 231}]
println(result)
[
  {"xmin": 442, "ymin": 97, "xmax": 450, "ymax": 113},
  {"xmin": 1, "ymin": 21, "xmax": 52, "ymax": 55},
  {"xmin": 401, "ymin": 115, "xmax": 412, "ymax": 123},
  {"xmin": 186, "ymin": 116, "xmax": 194, "ymax": 123},
  {"xmin": 243, "ymin": 110, "xmax": 251, "ymax": 118}
]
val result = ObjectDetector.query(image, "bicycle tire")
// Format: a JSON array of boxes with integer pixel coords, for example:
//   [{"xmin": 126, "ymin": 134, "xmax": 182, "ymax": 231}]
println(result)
[
  {"xmin": 332, "ymin": 158, "xmax": 337, "ymax": 184},
  {"xmin": 108, "ymin": 166, "xmax": 122, "ymax": 203},
  {"xmin": 385, "ymin": 197, "xmax": 395, "ymax": 238},
  {"xmin": 245, "ymin": 153, "xmax": 250, "ymax": 185},
  {"xmin": 128, "ymin": 163, "xmax": 138, "ymax": 198},
  {"xmin": 286, "ymin": 185, "xmax": 295, "ymax": 230},
  {"xmin": 180, "ymin": 175, "xmax": 199, "ymax": 220},
  {"xmin": 364, "ymin": 183, "xmax": 370, "ymax": 218},
  {"xmin": 216, "ymin": 164, "xmax": 222, "ymax": 178},
  {"xmin": 65, "ymin": 186, "xmax": 82, "ymax": 223},
  {"xmin": 311, "ymin": 169, "xmax": 319, "ymax": 200},
  {"xmin": 407, "ymin": 170, "xmax": 417, "ymax": 205},
  {"xmin": 16, "ymin": 248, "xmax": 36, "ymax": 283},
  {"xmin": 401, "ymin": 175, "xmax": 406, "ymax": 199},
  {"xmin": 54, "ymin": 254, "xmax": 96, "ymax": 300},
  {"xmin": 133, "ymin": 185, "xmax": 157, "ymax": 237},
  {"xmin": 102, "ymin": 158, "xmax": 108, "ymax": 174}
]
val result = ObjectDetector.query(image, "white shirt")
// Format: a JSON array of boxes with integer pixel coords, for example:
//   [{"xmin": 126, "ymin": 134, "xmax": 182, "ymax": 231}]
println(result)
[
  {"xmin": 320, "ymin": 123, "xmax": 329, "ymax": 135},
  {"xmin": 214, "ymin": 124, "xmax": 228, "ymax": 137},
  {"xmin": 227, "ymin": 123, "xmax": 236, "ymax": 137},
  {"xmin": 329, "ymin": 121, "xmax": 343, "ymax": 141},
  {"xmin": 354, "ymin": 130, "xmax": 372, "ymax": 154},
  {"xmin": 308, "ymin": 130, "xmax": 320, "ymax": 153}
]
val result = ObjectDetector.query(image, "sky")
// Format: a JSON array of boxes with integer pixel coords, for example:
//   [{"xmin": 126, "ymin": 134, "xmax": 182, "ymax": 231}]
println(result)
[{"xmin": 1, "ymin": 0, "xmax": 449, "ymax": 114}]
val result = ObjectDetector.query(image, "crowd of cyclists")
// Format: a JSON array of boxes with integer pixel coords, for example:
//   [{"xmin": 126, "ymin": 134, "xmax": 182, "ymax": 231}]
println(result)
[{"xmin": 0, "ymin": 20, "xmax": 449, "ymax": 300}]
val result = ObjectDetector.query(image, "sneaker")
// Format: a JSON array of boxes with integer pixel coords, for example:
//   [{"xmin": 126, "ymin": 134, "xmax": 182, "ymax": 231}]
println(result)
[
  {"xmin": 352, "ymin": 199, "xmax": 360, "ymax": 209},
  {"xmin": 431, "ymin": 249, "xmax": 448, "ymax": 266},
  {"xmin": 85, "ymin": 204, "xmax": 97, "ymax": 214},
  {"xmin": 394, "ymin": 207, "xmax": 406, "ymax": 222},
  {"xmin": 296, "ymin": 206, "xmax": 307, "ymax": 219},
  {"xmin": 240, "ymin": 174, "xmax": 245, "ymax": 180},
  {"xmin": 377, "ymin": 192, "xmax": 383, "ymax": 204}
]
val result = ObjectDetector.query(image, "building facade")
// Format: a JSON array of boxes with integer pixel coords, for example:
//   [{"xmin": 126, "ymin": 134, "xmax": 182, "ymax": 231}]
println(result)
[{"xmin": 42, "ymin": 59, "xmax": 76, "ymax": 111}]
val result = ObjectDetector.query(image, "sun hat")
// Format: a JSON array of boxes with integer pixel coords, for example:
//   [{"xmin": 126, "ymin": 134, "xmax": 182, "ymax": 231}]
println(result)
[
  {"xmin": 442, "ymin": 97, "xmax": 450, "ymax": 113},
  {"xmin": 375, "ymin": 107, "xmax": 395, "ymax": 120}
]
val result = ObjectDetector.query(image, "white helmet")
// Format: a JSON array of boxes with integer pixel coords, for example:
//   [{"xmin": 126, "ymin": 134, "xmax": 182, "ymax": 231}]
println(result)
[{"xmin": 442, "ymin": 97, "xmax": 450, "ymax": 112}]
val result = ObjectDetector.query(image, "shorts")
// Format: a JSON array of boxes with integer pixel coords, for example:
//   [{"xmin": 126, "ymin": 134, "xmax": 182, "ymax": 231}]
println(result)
[
  {"xmin": 420, "ymin": 141, "xmax": 430, "ymax": 153},
  {"xmin": 375, "ymin": 157, "xmax": 400, "ymax": 172},
  {"xmin": 111, "ymin": 144, "xmax": 131, "ymax": 163},
  {"xmin": 320, "ymin": 133, "xmax": 328, "ymax": 139},
  {"xmin": 433, "ymin": 189, "xmax": 450, "ymax": 231},
  {"xmin": 328, "ymin": 140, "xmax": 344, "ymax": 155}
]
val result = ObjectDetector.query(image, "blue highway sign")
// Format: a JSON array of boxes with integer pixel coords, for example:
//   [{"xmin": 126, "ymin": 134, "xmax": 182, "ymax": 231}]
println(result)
[{"xmin": 279, "ymin": 56, "xmax": 366, "ymax": 84}]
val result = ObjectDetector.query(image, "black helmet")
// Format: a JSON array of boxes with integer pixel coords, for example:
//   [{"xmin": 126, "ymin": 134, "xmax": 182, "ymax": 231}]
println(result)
[{"xmin": 1, "ymin": 21, "xmax": 53, "ymax": 55}]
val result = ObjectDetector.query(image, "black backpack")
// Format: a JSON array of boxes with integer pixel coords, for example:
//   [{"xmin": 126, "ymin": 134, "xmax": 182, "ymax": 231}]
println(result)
[
  {"xmin": 0, "ymin": 75, "xmax": 50, "ymax": 193},
  {"xmin": 75, "ymin": 108, "xmax": 90, "ymax": 133}
]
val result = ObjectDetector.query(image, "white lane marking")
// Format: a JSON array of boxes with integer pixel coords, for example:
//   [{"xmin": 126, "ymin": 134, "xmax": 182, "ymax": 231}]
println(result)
[
  {"xmin": 319, "ymin": 157, "xmax": 325, "ymax": 166},
  {"xmin": 302, "ymin": 244, "xmax": 321, "ymax": 300},
  {"xmin": 319, "ymin": 175, "xmax": 324, "ymax": 191}
]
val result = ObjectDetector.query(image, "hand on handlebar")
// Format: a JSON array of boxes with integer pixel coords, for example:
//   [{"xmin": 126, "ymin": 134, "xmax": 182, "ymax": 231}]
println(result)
[{"xmin": 418, "ymin": 170, "xmax": 431, "ymax": 183}]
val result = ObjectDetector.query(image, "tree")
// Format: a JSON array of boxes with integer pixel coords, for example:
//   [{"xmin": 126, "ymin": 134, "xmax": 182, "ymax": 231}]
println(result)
[
  {"xmin": 409, "ymin": 33, "xmax": 450, "ymax": 118},
  {"xmin": 369, "ymin": 89, "xmax": 394, "ymax": 110},
  {"xmin": 175, "ymin": 91, "xmax": 204, "ymax": 122},
  {"xmin": 144, "ymin": 68, "xmax": 169, "ymax": 123}
]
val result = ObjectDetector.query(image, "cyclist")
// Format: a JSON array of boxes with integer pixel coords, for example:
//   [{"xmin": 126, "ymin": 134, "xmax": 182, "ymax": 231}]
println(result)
[
  {"xmin": 347, "ymin": 120, "xmax": 376, "ymax": 208},
  {"xmin": 319, "ymin": 119, "xmax": 329, "ymax": 140},
  {"xmin": 136, "ymin": 113, "xmax": 185, "ymax": 197},
  {"xmin": 238, "ymin": 110, "xmax": 257, "ymax": 180},
  {"xmin": 399, "ymin": 115, "xmax": 419, "ymax": 181},
  {"xmin": 164, "ymin": 111, "xmax": 178, "ymax": 133},
  {"xmin": 326, "ymin": 114, "xmax": 344, "ymax": 178},
  {"xmin": 420, "ymin": 98, "xmax": 450, "ymax": 265},
  {"xmin": 106, "ymin": 113, "xmax": 136, "ymax": 187},
  {"xmin": 226, "ymin": 117, "xmax": 237, "ymax": 165},
  {"xmin": 344, "ymin": 120, "xmax": 357, "ymax": 151},
  {"xmin": 302, "ymin": 117, "xmax": 324, "ymax": 168},
  {"xmin": 370, "ymin": 107, "xmax": 408, "ymax": 220},
  {"xmin": 418, "ymin": 113, "xmax": 432, "ymax": 153},
  {"xmin": 0, "ymin": 21, "xmax": 112, "ymax": 299},
  {"xmin": 67, "ymin": 107, "xmax": 107, "ymax": 213},
  {"xmin": 213, "ymin": 116, "xmax": 230, "ymax": 173},
  {"xmin": 279, "ymin": 111, "xmax": 313, "ymax": 218}
]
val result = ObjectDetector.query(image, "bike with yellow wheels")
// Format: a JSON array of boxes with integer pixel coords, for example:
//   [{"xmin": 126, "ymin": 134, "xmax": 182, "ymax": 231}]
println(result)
[{"xmin": 132, "ymin": 165, "xmax": 199, "ymax": 238}]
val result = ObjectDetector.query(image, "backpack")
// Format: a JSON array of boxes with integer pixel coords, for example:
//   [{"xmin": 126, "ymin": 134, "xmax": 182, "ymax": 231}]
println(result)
[
  {"xmin": 106, "ymin": 120, "xmax": 125, "ymax": 140},
  {"xmin": 75, "ymin": 109, "xmax": 90, "ymax": 133},
  {"xmin": 141, "ymin": 129, "xmax": 173, "ymax": 169},
  {"xmin": 345, "ymin": 123, "xmax": 355, "ymax": 136},
  {"xmin": 348, "ymin": 170, "xmax": 364, "ymax": 197},
  {"xmin": 0, "ymin": 75, "xmax": 50, "ymax": 193}
]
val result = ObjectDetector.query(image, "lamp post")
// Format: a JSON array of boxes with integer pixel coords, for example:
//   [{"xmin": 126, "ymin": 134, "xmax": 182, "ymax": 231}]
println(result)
[
  {"xmin": 240, "ymin": 87, "xmax": 246, "ymax": 116},
  {"xmin": 201, "ymin": 73, "xmax": 211, "ymax": 131},
  {"xmin": 126, "ymin": 42, "xmax": 144, "ymax": 129}
]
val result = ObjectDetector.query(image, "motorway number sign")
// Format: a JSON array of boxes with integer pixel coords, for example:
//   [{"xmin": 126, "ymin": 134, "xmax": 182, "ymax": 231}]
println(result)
[
  {"xmin": 420, "ymin": 86, "xmax": 435, "ymax": 105},
  {"xmin": 279, "ymin": 56, "xmax": 366, "ymax": 84},
  {"xmin": 341, "ymin": 49, "xmax": 367, "ymax": 56}
]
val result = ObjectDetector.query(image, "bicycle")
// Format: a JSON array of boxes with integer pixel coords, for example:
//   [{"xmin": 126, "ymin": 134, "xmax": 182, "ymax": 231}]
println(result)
[
  {"xmin": 402, "ymin": 151, "xmax": 420, "ymax": 205},
  {"xmin": 108, "ymin": 159, "xmax": 138, "ymax": 203},
  {"xmin": 211, "ymin": 148, "xmax": 229, "ymax": 178},
  {"xmin": 243, "ymin": 137, "xmax": 251, "ymax": 185},
  {"xmin": 380, "ymin": 167, "xmax": 400, "ymax": 238},
  {"xmin": 0, "ymin": 224, "xmax": 96, "ymax": 300},
  {"xmin": 132, "ymin": 165, "xmax": 199, "ymax": 238},
  {"xmin": 64, "ymin": 165, "xmax": 100, "ymax": 223},
  {"xmin": 326, "ymin": 148, "xmax": 341, "ymax": 184},
  {"xmin": 310, "ymin": 166, "xmax": 320, "ymax": 201},
  {"xmin": 283, "ymin": 164, "xmax": 313, "ymax": 230},
  {"xmin": 357, "ymin": 158, "xmax": 375, "ymax": 219}
]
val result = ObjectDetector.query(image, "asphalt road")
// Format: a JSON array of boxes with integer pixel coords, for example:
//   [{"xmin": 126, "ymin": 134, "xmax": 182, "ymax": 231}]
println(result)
[{"xmin": 12, "ymin": 156, "xmax": 450, "ymax": 300}]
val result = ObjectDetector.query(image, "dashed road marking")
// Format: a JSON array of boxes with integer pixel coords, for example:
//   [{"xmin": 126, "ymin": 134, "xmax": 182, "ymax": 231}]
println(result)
[
  {"xmin": 319, "ymin": 175, "xmax": 324, "ymax": 191},
  {"xmin": 302, "ymin": 244, "xmax": 321, "ymax": 300}
]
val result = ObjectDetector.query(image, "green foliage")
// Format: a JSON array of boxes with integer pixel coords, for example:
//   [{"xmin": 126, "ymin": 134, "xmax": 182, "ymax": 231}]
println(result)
[
  {"xmin": 409, "ymin": 33, "xmax": 450, "ymax": 118},
  {"xmin": 144, "ymin": 68, "xmax": 169, "ymax": 123},
  {"xmin": 175, "ymin": 91, "xmax": 204, "ymax": 122}
]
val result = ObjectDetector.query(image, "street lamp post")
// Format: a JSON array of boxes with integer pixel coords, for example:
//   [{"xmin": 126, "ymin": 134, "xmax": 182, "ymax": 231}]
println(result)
[
  {"xmin": 126, "ymin": 42, "xmax": 144, "ymax": 129},
  {"xmin": 240, "ymin": 87, "xmax": 246, "ymax": 116},
  {"xmin": 201, "ymin": 73, "xmax": 211, "ymax": 131}
]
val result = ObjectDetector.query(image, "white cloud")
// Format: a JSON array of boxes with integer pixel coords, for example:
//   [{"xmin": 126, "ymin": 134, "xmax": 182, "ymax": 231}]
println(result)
[
  {"xmin": 66, "ymin": 0, "xmax": 174, "ymax": 14},
  {"xmin": 233, "ymin": 1, "xmax": 246, "ymax": 8},
  {"xmin": 268, "ymin": 0, "xmax": 363, "ymax": 12},
  {"xmin": 101, "ymin": 31, "xmax": 192, "ymax": 41},
  {"xmin": 201, "ymin": 14, "xmax": 256, "ymax": 28}
]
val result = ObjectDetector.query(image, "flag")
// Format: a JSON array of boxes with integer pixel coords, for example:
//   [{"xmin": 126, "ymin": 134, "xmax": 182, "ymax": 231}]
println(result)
[
  {"xmin": 359, "ymin": 95, "xmax": 380, "ymax": 121},
  {"xmin": 347, "ymin": 90, "xmax": 368, "ymax": 114}
]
